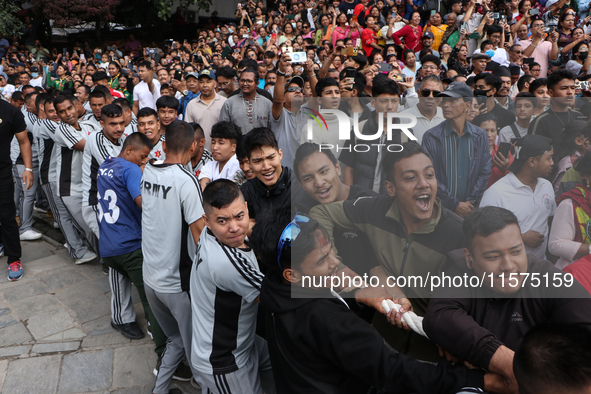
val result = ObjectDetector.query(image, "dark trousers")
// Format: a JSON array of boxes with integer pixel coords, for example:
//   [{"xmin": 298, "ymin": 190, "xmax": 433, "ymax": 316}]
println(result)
[
  {"xmin": 0, "ymin": 173, "xmax": 21, "ymax": 265},
  {"xmin": 103, "ymin": 248, "xmax": 166, "ymax": 357}
]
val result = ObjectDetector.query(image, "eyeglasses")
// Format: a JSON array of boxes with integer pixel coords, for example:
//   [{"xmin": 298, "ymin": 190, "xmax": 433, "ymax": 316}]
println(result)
[
  {"xmin": 303, "ymin": 26, "xmax": 310, "ymax": 29},
  {"xmin": 512, "ymin": 50, "xmax": 524, "ymax": 54},
  {"xmin": 286, "ymin": 86, "xmax": 303, "ymax": 93},
  {"xmin": 422, "ymin": 65, "xmax": 439, "ymax": 70},
  {"xmin": 420, "ymin": 89, "xmax": 441, "ymax": 97},
  {"xmin": 219, "ymin": 81, "xmax": 231, "ymax": 86},
  {"xmin": 277, "ymin": 213, "xmax": 310, "ymax": 270}
]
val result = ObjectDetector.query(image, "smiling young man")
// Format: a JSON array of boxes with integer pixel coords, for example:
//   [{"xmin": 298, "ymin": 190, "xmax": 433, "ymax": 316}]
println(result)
[
  {"xmin": 198, "ymin": 121, "xmax": 241, "ymax": 190},
  {"xmin": 240, "ymin": 127, "xmax": 295, "ymax": 222},
  {"xmin": 528, "ymin": 69, "xmax": 584, "ymax": 140},
  {"xmin": 156, "ymin": 95, "xmax": 179, "ymax": 131},
  {"xmin": 424, "ymin": 206, "xmax": 591, "ymax": 394},
  {"xmin": 82, "ymin": 90, "xmax": 107, "ymax": 130},
  {"xmin": 310, "ymin": 142, "xmax": 467, "ymax": 361},
  {"xmin": 190, "ymin": 179, "xmax": 273, "ymax": 394},
  {"xmin": 137, "ymin": 107, "xmax": 165, "ymax": 160}
]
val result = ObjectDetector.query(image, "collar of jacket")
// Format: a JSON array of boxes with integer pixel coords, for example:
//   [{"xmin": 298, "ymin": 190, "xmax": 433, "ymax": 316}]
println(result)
[
  {"xmin": 385, "ymin": 197, "xmax": 444, "ymax": 235},
  {"xmin": 252, "ymin": 166, "xmax": 290, "ymax": 197},
  {"xmin": 429, "ymin": 120, "xmax": 474, "ymax": 141}
]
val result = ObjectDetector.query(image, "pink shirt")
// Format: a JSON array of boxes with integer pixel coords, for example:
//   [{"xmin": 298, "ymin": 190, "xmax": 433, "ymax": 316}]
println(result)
[{"xmin": 519, "ymin": 40, "xmax": 553, "ymax": 78}]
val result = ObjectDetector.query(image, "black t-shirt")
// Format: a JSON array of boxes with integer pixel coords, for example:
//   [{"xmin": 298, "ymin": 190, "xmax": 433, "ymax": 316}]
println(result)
[
  {"xmin": 0, "ymin": 100, "xmax": 26, "ymax": 172},
  {"xmin": 339, "ymin": 0, "xmax": 359, "ymax": 18}
]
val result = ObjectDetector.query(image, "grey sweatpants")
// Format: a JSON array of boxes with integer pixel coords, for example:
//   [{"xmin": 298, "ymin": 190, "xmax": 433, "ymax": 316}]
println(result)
[
  {"xmin": 81, "ymin": 204, "xmax": 136, "ymax": 325},
  {"xmin": 13, "ymin": 164, "xmax": 38, "ymax": 234},
  {"xmin": 42, "ymin": 183, "xmax": 90, "ymax": 259},
  {"xmin": 145, "ymin": 285, "xmax": 197, "ymax": 394},
  {"xmin": 62, "ymin": 195, "xmax": 98, "ymax": 253},
  {"xmin": 197, "ymin": 335, "xmax": 276, "ymax": 394}
]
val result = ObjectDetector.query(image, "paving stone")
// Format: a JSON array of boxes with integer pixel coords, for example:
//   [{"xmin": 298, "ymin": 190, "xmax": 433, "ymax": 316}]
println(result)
[
  {"xmin": 22, "ymin": 254, "xmax": 68, "ymax": 275},
  {"xmin": 82, "ymin": 315, "xmax": 115, "ymax": 336},
  {"xmin": 0, "ymin": 345, "xmax": 29, "ymax": 358},
  {"xmin": 110, "ymin": 387, "xmax": 153, "ymax": 394},
  {"xmin": 1, "ymin": 278, "xmax": 47, "ymax": 303},
  {"xmin": 0, "ymin": 322, "xmax": 33, "ymax": 347},
  {"xmin": 58, "ymin": 349, "xmax": 113, "ymax": 393},
  {"xmin": 38, "ymin": 267, "xmax": 86, "ymax": 293},
  {"xmin": 90, "ymin": 275, "xmax": 111, "ymax": 294},
  {"xmin": 2, "ymin": 354, "xmax": 61, "ymax": 394},
  {"xmin": 56, "ymin": 282, "xmax": 110, "ymax": 323},
  {"xmin": 52, "ymin": 247, "xmax": 76, "ymax": 264},
  {"xmin": 0, "ymin": 307, "xmax": 18, "ymax": 328},
  {"xmin": 32, "ymin": 342, "xmax": 80, "ymax": 354},
  {"xmin": 112, "ymin": 344, "xmax": 157, "ymax": 388},
  {"xmin": 41, "ymin": 328, "xmax": 87, "ymax": 341},
  {"xmin": 81, "ymin": 332, "xmax": 130, "ymax": 348},
  {"xmin": 0, "ymin": 360, "xmax": 8, "ymax": 392},
  {"xmin": 20, "ymin": 241, "xmax": 55, "ymax": 262},
  {"xmin": 11, "ymin": 293, "xmax": 62, "ymax": 321},
  {"xmin": 74, "ymin": 262, "xmax": 107, "ymax": 280},
  {"xmin": 27, "ymin": 308, "xmax": 77, "ymax": 340}
]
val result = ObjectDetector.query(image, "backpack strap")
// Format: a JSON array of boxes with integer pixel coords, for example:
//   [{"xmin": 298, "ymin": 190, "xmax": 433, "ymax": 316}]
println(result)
[{"xmin": 510, "ymin": 123, "xmax": 521, "ymax": 139}]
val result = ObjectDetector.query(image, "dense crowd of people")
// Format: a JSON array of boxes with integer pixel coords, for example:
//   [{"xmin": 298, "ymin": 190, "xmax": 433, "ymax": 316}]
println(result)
[{"xmin": 2, "ymin": 0, "xmax": 591, "ymax": 393}]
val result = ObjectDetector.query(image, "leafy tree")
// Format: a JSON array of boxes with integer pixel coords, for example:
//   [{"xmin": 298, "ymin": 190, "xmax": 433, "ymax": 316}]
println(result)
[
  {"xmin": 30, "ymin": 0, "xmax": 121, "ymax": 28},
  {"xmin": 155, "ymin": 0, "xmax": 213, "ymax": 20},
  {"xmin": 0, "ymin": 1, "xmax": 25, "ymax": 36}
]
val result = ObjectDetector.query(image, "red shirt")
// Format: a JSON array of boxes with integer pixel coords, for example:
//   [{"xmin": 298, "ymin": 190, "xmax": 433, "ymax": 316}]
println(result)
[
  {"xmin": 362, "ymin": 28, "xmax": 377, "ymax": 56},
  {"xmin": 564, "ymin": 255, "xmax": 591, "ymax": 295},
  {"xmin": 392, "ymin": 24, "xmax": 423, "ymax": 52}
]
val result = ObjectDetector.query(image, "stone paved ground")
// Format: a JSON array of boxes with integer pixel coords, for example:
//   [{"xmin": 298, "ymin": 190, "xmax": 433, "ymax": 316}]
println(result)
[{"xmin": 0, "ymin": 229, "xmax": 200, "ymax": 394}]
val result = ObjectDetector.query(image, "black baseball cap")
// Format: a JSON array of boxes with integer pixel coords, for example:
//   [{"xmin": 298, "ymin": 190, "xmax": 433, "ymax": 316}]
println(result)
[
  {"xmin": 436, "ymin": 82, "xmax": 473, "ymax": 98},
  {"xmin": 508, "ymin": 135, "xmax": 553, "ymax": 173}
]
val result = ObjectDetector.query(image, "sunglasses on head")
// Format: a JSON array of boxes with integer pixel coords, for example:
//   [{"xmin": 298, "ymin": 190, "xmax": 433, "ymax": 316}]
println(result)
[
  {"xmin": 277, "ymin": 213, "xmax": 309, "ymax": 270},
  {"xmin": 420, "ymin": 89, "xmax": 441, "ymax": 97}
]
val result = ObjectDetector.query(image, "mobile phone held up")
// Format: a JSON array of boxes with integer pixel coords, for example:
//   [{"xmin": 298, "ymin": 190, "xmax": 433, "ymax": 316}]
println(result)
[
  {"xmin": 174, "ymin": 70, "xmax": 183, "ymax": 81},
  {"xmin": 497, "ymin": 142, "xmax": 511, "ymax": 159}
]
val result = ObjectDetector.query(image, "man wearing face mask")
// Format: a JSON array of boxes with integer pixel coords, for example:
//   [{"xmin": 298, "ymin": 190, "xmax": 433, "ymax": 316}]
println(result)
[
  {"xmin": 29, "ymin": 67, "xmax": 43, "ymax": 88},
  {"xmin": 473, "ymin": 73, "xmax": 516, "ymax": 130}
]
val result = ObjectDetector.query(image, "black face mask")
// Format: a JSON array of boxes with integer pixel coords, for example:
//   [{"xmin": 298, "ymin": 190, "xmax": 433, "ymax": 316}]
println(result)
[
  {"xmin": 579, "ymin": 51, "xmax": 589, "ymax": 61},
  {"xmin": 474, "ymin": 88, "xmax": 492, "ymax": 97}
]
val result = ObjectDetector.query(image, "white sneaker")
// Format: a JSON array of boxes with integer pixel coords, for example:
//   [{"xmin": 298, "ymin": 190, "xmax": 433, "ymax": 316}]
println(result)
[
  {"xmin": 75, "ymin": 251, "xmax": 97, "ymax": 265},
  {"xmin": 19, "ymin": 229, "xmax": 42, "ymax": 241},
  {"xmin": 53, "ymin": 221, "xmax": 59, "ymax": 229}
]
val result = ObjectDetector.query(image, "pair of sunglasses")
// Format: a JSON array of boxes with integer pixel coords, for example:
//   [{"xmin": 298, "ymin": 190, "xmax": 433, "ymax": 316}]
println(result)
[
  {"xmin": 277, "ymin": 213, "xmax": 309, "ymax": 270},
  {"xmin": 286, "ymin": 86, "xmax": 303, "ymax": 93},
  {"xmin": 420, "ymin": 89, "xmax": 441, "ymax": 97}
]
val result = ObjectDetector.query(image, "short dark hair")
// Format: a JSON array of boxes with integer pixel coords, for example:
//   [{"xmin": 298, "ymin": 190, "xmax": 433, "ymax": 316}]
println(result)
[
  {"xmin": 35, "ymin": 93, "xmax": 49, "ymax": 111},
  {"xmin": 240, "ymin": 67, "xmax": 260, "ymax": 82},
  {"xmin": 315, "ymin": 77, "xmax": 339, "ymax": 97},
  {"xmin": 210, "ymin": 121, "xmax": 242, "ymax": 143},
  {"xmin": 156, "ymin": 95, "xmax": 179, "ymax": 111},
  {"xmin": 350, "ymin": 53, "xmax": 368, "ymax": 69},
  {"xmin": 217, "ymin": 65, "xmax": 237, "ymax": 80},
  {"xmin": 101, "ymin": 103, "xmax": 123, "ymax": 119},
  {"xmin": 517, "ymin": 75, "xmax": 535, "ymax": 92},
  {"xmin": 113, "ymin": 97, "xmax": 131, "ymax": 111},
  {"xmin": 513, "ymin": 323, "xmax": 591, "ymax": 394},
  {"xmin": 238, "ymin": 58, "xmax": 258, "ymax": 70},
  {"xmin": 548, "ymin": 69, "xmax": 577, "ymax": 91},
  {"xmin": 164, "ymin": 120, "xmax": 195, "ymax": 155},
  {"xmin": 474, "ymin": 72, "xmax": 501, "ymax": 91},
  {"xmin": 294, "ymin": 142, "xmax": 338, "ymax": 180},
  {"xmin": 472, "ymin": 112, "xmax": 498, "ymax": 128},
  {"xmin": 372, "ymin": 77, "xmax": 400, "ymax": 97},
  {"xmin": 487, "ymin": 25, "xmax": 503, "ymax": 36},
  {"xmin": 514, "ymin": 92, "xmax": 536, "ymax": 107},
  {"xmin": 463, "ymin": 207, "xmax": 521, "ymax": 252},
  {"xmin": 92, "ymin": 71, "xmax": 109, "ymax": 83},
  {"xmin": 11, "ymin": 91, "xmax": 24, "ymax": 102},
  {"xmin": 189, "ymin": 122, "xmax": 205, "ymax": 140},
  {"xmin": 53, "ymin": 94, "xmax": 74, "ymax": 108},
  {"xmin": 203, "ymin": 179, "xmax": 243, "ymax": 214},
  {"xmin": 89, "ymin": 89, "xmax": 107, "ymax": 102},
  {"xmin": 77, "ymin": 84, "xmax": 91, "ymax": 96},
  {"xmin": 138, "ymin": 60, "xmax": 152, "ymax": 70},
  {"xmin": 479, "ymin": 40, "xmax": 494, "ymax": 52},
  {"xmin": 382, "ymin": 142, "xmax": 431, "ymax": 182},
  {"xmin": 121, "ymin": 132, "xmax": 153, "ymax": 151},
  {"xmin": 93, "ymin": 84, "xmax": 112, "ymax": 98},
  {"xmin": 244, "ymin": 127, "xmax": 279, "ymax": 158},
  {"xmin": 236, "ymin": 135, "xmax": 249, "ymax": 161},
  {"xmin": 528, "ymin": 77, "xmax": 547, "ymax": 94},
  {"xmin": 24, "ymin": 92, "xmax": 37, "ymax": 104},
  {"xmin": 420, "ymin": 54, "xmax": 441, "ymax": 68},
  {"xmin": 137, "ymin": 107, "xmax": 158, "ymax": 121}
]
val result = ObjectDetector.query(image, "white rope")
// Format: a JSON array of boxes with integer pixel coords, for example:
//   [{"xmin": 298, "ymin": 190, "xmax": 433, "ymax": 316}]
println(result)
[{"xmin": 381, "ymin": 299, "xmax": 428, "ymax": 338}]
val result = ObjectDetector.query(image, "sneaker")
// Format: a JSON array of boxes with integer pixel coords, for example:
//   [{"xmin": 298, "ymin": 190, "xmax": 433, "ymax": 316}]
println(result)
[
  {"xmin": 111, "ymin": 321, "xmax": 145, "ymax": 339},
  {"xmin": 19, "ymin": 229, "xmax": 42, "ymax": 241},
  {"xmin": 8, "ymin": 261, "xmax": 23, "ymax": 281},
  {"xmin": 33, "ymin": 205, "xmax": 48, "ymax": 213},
  {"xmin": 74, "ymin": 251, "xmax": 97, "ymax": 265},
  {"xmin": 102, "ymin": 264, "xmax": 109, "ymax": 275},
  {"xmin": 53, "ymin": 221, "xmax": 59, "ymax": 229},
  {"xmin": 152, "ymin": 359, "xmax": 193, "ymax": 381},
  {"xmin": 147, "ymin": 321, "xmax": 153, "ymax": 339},
  {"xmin": 0, "ymin": 244, "xmax": 4, "ymax": 257},
  {"xmin": 190, "ymin": 377, "xmax": 201, "ymax": 389}
]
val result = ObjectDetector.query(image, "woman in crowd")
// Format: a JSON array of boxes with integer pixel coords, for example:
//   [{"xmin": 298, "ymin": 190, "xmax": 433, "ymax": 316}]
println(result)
[
  {"xmin": 118, "ymin": 72, "xmax": 134, "ymax": 105},
  {"xmin": 315, "ymin": 14, "xmax": 333, "ymax": 45},
  {"xmin": 438, "ymin": 42, "xmax": 452, "ymax": 70},
  {"xmin": 529, "ymin": 78, "xmax": 551, "ymax": 118},
  {"xmin": 552, "ymin": 122, "xmax": 591, "ymax": 192},
  {"xmin": 392, "ymin": 12, "xmax": 423, "ymax": 53},
  {"xmin": 473, "ymin": 113, "xmax": 513, "ymax": 188},
  {"xmin": 448, "ymin": 32, "xmax": 470, "ymax": 77},
  {"xmin": 550, "ymin": 152, "xmax": 591, "ymax": 269},
  {"xmin": 46, "ymin": 63, "xmax": 73, "ymax": 91},
  {"xmin": 108, "ymin": 61, "xmax": 121, "ymax": 90},
  {"xmin": 401, "ymin": 49, "xmax": 419, "ymax": 78}
]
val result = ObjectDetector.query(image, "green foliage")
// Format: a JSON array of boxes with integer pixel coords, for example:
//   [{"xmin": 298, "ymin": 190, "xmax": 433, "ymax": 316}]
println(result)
[
  {"xmin": 155, "ymin": 0, "xmax": 213, "ymax": 20},
  {"xmin": 0, "ymin": 2, "xmax": 25, "ymax": 36}
]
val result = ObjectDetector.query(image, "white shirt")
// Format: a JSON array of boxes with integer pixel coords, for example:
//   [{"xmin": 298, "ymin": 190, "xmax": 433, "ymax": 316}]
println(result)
[
  {"xmin": 399, "ymin": 105, "xmax": 445, "ymax": 144},
  {"xmin": 498, "ymin": 122, "xmax": 528, "ymax": 143},
  {"xmin": 480, "ymin": 172, "xmax": 556, "ymax": 260},
  {"xmin": 198, "ymin": 154, "xmax": 241, "ymax": 182},
  {"xmin": 30, "ymin": 77, "xmax": 43, "ymax": 87},
  {"xmin": 133, "ymin": 79, "xmax": 161, "ymax": 110}
]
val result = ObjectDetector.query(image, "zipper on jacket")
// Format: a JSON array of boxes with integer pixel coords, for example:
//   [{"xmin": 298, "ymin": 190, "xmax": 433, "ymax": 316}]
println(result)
[{"xmin": 399, "ymin": 241, "xmax": 412, "ymax": 276}]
